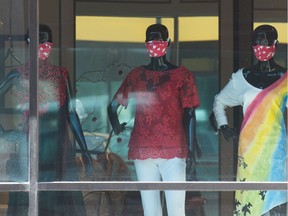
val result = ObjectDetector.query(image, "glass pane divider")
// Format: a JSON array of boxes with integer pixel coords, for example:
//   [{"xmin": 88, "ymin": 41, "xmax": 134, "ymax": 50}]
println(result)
[
  {"xmin": 28, "ymin": 0, "xmax": 39, "ymax": 215},
  {"xmin": 35, "ymin": 181, "xmax": 288, "ymax": 191},
  {"xmin": 0, "ymin": 183, "xmax": 29, "ymax": 191}
]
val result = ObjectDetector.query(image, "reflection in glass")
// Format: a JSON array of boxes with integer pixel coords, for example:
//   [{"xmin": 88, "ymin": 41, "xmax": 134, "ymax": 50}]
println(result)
[
  {"xmin": 0, "ymin": 9, "xmax": 28, "ymax": 183},
  {"xmin": 2, "ymin": 24, "xmax": 89, "ymax": 216}
]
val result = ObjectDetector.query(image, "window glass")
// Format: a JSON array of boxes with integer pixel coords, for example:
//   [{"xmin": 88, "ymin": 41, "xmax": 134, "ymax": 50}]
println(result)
[
  {"xmin": 75, "ymin": 17, "xmax": 177, "ymax": 181},
  {"xmin": 179, "ymin": 16, "xmax": 219, "ymax": 181},
  {"xmin": 75, "ymin": 16, "xmax": 220, "ymax": 182},
  {"xmin": 0, "ymin": 0, "xmax": 28, "ymax": 183},
  {"xmin": 0, "ymin": 0, "xmax": 286, "ymax": 215},
  {"xmin": 0, "ymin": 0, "xmax": 30, "ymax": 214},
  {"xmin": 75, "ymin": 15, "xmax": 221, "ymax": 215}
]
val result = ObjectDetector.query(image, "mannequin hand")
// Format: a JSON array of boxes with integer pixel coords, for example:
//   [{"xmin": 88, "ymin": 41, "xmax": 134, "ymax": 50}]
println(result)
[
  {"xmin": 113, "ymin": 122, "xmax": 127, "ymax": 135},
  {"xmin": 220, "ymin": 125, "xmax": 239, "ymax": 143}
]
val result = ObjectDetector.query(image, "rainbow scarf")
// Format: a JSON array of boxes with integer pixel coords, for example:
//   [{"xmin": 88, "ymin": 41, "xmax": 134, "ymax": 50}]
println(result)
[{"xmin": 234, "ymin": 72, "xmax": 288, "ymax": 216}]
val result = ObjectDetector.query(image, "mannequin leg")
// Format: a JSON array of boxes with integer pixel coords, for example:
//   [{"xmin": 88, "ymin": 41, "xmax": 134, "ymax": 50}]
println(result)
[
  {"xmin": 159, "ymin": 158, "xmax": 186, "ymax": 216},
  {"xmin": 134, "ymin": 159, "xmax": 163, "ymax": 216}
]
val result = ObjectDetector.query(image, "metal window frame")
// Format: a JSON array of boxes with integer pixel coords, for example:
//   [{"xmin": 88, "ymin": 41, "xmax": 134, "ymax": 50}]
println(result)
[{"xmin": 28, "ymin": 0, "xmax": 39, "ymax": 215}]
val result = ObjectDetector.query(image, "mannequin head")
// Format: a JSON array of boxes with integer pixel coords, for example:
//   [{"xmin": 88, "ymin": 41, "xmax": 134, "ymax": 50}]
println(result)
[
  {"xmin": 26, "ymin": 24, "xmax": 53, "ymax": 44},
  {"xmin": 252, "ymin": 24, "xmax": 278, "ymax": 46},
  {"xmin": 145, "ymin": 24, "xmax": 169, "ymax": 42},
  {"xmin": 144, "ymin": 24, "xmax": 177, "ymax": 70},
  {"xmin": 252, "ymin": 25, "xmax": 277, "ymax": 62},
  {"xmin": 26, "ymin": 24, "xmax": 53, "ymax": 60},
  {"xmin": 39, "ymin": 24, "xmax": 53, "ymax": 44},
  {"xmin": 145, "ymin": 24, "xmax": 170, "ymax": 58}
]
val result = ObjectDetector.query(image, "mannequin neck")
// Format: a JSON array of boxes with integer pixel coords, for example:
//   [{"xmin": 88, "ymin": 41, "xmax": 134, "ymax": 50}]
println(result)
[
  {"xmin": 255, "ymin": 58, "xmax": 276, "ymax": 73},
  {"xmin": 144, "ymin": 55, "xmax": 177, "ymax": 71},
  {"xmin": 243, "ymin": 58, "xmax": 286, "ymax": 89}
]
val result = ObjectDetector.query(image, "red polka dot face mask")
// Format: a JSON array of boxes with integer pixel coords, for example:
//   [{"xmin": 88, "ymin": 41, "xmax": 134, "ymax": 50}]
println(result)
[
  {"xmin": 252, "ymin": 42, "xmax": 276, "ymax": 61},
  {"xmin": 145, "ymin": 40, "xmax": 169, "ymax": 57},
  {"xmin": 38, "ymin": 42, "xmax": 53, "ymax": 60}
]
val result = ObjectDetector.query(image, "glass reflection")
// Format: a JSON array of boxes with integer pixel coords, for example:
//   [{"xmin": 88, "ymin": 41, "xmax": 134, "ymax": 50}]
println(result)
[
  {"xmin": 2, "ymin": 23, "xmax": 89, "ymax": 216},
  {"xmin": 0, "ymin": 26, "xmax": 28, "ymax": 183}
]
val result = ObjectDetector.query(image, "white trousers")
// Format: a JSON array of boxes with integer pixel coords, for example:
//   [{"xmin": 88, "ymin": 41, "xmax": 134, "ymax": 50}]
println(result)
[{"xmin": 134, "ymin": 158, "xmax": 186, "ymax": 216}]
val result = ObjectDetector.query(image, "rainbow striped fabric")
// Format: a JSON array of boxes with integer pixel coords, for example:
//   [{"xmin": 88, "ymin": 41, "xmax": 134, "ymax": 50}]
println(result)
[{"xmin": 234, "ymin": 72, "xmax": 288, "ymax": 216}]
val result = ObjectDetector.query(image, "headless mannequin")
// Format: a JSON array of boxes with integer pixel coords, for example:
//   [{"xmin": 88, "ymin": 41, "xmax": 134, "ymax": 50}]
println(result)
[
  {"xmin": 216, "ymin": 25, "xmax": 286, "ymax": 142},
  {"xmin": 108, "ymin": 24, "xmax": 198, "ymax": 158}
]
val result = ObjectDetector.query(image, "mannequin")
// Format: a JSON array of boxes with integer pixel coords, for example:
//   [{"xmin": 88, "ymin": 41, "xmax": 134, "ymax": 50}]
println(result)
[
  {"xmin": 212, "ymin": 25, "xmax": 287, "ymax": 216},
  {"xmin": 5, "ymin": 24, "xmax": 91, "ymax": 216},
  {"xmin": 107, "ymin": 24, "xmax": 200, "ymax": 216}
]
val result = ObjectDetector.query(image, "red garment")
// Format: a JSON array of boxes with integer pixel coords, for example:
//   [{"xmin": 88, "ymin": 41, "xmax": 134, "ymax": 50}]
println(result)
[
  {"xmin": 15, "ymin": 59, "xmax": 68, "ymax": 114},
  {"xmin": 114, "ymin": 66, "xmax": 200, "ymax": 160}
]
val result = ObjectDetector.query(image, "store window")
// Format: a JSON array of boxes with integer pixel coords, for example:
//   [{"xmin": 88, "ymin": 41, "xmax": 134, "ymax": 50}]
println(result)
[{"xmin": 0, "ymin": 0, "xmax": 286, "ymax": 215}]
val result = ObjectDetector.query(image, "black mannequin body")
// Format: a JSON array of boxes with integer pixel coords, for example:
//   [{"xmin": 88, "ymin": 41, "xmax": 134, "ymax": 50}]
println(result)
[
  {"xmin": 219, "ymin": 59, "xmax": 286, "ymax": 142},
  {"xmin": 107, "ymin": 24, "xmax": 200, "ymax": 216},
  {"xmin": 212, "ymin": 25, "xmax": 287, "ymax": 216},
  {"xmin": 217, "ymin": 25, "xmax": 287, "ymax": 142},
  {"xmin": 108, "ymin": 24, "xmax": 198, "ymax": 157}
]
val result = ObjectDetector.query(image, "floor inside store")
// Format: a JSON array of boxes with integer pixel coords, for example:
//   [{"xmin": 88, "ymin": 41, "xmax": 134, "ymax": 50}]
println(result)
[
  {"xmin": 123, "ymin": 191, "xmax": 219, "ymax": 216},
  {"xmin": 0, "ymin": 191, "xmax": 219, "ymax": 216}
]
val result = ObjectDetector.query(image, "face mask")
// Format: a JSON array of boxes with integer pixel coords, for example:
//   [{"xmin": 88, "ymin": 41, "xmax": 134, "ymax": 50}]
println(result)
[
  {"xmin": 252, "ymin": 42, "xmax": 276, "ymax": 61},
  {"xmin": 145, "ymin": 40, "xmax": 168, "ymax": 57},
  {"xmin": 38, "ymin": 42, "xmax": 53, "ymax": 60}
]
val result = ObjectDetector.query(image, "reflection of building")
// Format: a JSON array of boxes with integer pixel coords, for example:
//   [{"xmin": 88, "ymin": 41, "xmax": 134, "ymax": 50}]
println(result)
[
  {"xmin": 75, "ymin": 99, "xmax": 88, "ymax": 122},
  {"xmin": 76, "ymin": 132, "xmax": 109, "ymax": 159}
]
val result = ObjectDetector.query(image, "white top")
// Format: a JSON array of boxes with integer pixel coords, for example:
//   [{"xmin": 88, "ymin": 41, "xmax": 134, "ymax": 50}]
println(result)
[{"xmin": 213, "ymin": 68, "xmax": 263, "ymax": 128}]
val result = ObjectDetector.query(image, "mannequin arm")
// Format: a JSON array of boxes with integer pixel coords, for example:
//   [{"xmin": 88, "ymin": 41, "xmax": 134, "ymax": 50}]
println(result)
[
  {"xmin": 0, "ymin": 70, "xmax": 20, "ymax": 96},
  {"xmin": 66, "ymin": 79, "xmax": 92, "ymax": 177},
  {"xmin": 183, "ymin": 107, "xmax": 201, "ymax": 180},
  {"xmin": 107, "ymin": 99, "xmax": 126, "ymax": 135},
  {"xmin": 183, "ymin": 107, "xmax": 201, "ymax": 159}
]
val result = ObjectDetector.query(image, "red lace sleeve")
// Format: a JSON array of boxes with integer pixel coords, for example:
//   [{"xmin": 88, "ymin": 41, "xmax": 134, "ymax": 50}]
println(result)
[
  {"xmin": 180, "ymin": 70, "xmax": 200, "ymax": 109},
  {"xmin": 113, "ymin": 67, "xmax": 139, "ymax": 108}
]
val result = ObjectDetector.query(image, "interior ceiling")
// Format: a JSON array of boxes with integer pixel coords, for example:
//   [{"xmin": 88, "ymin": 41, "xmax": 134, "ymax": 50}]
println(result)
[{"xmin": 0, "ymin": 0, "xmax": 286, "ymax": 37}]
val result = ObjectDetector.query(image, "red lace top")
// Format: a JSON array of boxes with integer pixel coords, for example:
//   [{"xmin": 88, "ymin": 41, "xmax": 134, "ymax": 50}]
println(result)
[
  {"xmin": 114, "ymin": 66, "xmax": 200, "ymax": 160},
  {"xmin": 15, "ymin": 60, "xmax": 68, "ymax": 114}
]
